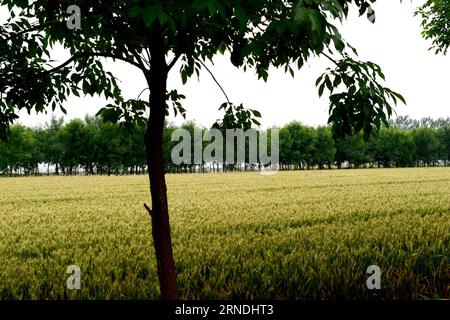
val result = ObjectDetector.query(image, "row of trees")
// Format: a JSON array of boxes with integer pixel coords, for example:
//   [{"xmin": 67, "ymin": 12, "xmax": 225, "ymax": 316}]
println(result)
[
  {"xmin": 1, "ymin": 115, "xmax": 450, "ymax": 176},
  {"xmin": 280, "ymin": 116, "xmax": 450, "ymax": 170},
  {"xmin": 0, "ymin": 116, "xmax": 146, "ymax": 176}
]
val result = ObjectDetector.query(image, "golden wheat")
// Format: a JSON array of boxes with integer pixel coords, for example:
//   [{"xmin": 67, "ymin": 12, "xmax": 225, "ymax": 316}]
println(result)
[{"xmin": 0, "ymin": 168, "xmax": 448, "ymax": 299}]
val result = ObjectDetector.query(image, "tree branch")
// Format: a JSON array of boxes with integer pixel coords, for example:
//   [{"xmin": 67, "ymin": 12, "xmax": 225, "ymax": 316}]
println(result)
[
  {"xmin": 42, "ymin": 51, "xmax": 146, "ymax": 76},
  {"xmin": 137, "ymin": 88, "xmax": 150, "ymax": 100},
  {"xmin": 2, "ymin": 21, "xmax": 59, "ymax": 41},
  {"xmin": 321, "ymin": 52, "xmax": 340, "ymax": 68},
  {"xmin": 196, "ymin": 59, "xmax": 231, "ymax": 104},
  {"xmin": 144, "ymin": 203, "xmax": 153, "ymax": 218},
  {"xmin": 167, "ymin": 53, "xmax": 182, "ymax": 72},
  {"xmin": 129, "ymin": 49, "xmax": 148, "ymax": 71}
]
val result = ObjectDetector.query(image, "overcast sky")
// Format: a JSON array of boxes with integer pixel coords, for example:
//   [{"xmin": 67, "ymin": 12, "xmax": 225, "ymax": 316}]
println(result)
[{"xmin": 5, "ymin": 0, "xmax": 450, "ymax": 128}]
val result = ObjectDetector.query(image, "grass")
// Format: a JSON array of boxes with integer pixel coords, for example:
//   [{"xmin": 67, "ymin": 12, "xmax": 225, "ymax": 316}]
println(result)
[{"xmin": 0, "ymin": 168, "xmax": 448, "ymax": 299}]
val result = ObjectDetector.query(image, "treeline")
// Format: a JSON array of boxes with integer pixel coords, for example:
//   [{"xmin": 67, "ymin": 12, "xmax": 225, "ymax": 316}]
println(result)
[
  {"xmin": 1, "ymin": 115, "xmax": 450, "ymax": 176},
  {"xmin": 0, "ymin": 117, "xmax": 147, "ymax": 176},
  {"xmin": 280, "ymin": 116, "xmax": 450, "ymax": 169}
]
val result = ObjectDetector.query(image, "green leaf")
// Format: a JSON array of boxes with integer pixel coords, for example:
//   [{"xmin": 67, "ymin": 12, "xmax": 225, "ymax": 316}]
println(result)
[
  {"xmin": 251, "ymin": 110, "xmax": 262, "ymax": 118},
  {"xmin": 128, "ymin": 6, "xmax": 141, "ymax": 18},
  {"xmin": 318, "ymin": 83, "xmax": 325, "ymax": 98},
  {"xmin": 208, "ymin": 0, "xmax": 218, "ymax": 16}
]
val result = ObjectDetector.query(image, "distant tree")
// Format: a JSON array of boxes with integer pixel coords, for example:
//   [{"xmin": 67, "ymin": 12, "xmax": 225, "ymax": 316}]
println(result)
[
  {"xmin": 335, "ymin": 133, "xmax": 372, "ymax": 168},
  {"xmin": 83, "ymin": 116, "xmax": 101, "ymax": 175},
  {"xmin": 0, "ymin": 139, "xmax": 7, "ymax": 174},
  {"xmin": 212, "ymin": 103, "xmax": 261, "ymax": 172},
  {"xmin": 412, "ymin": 127, "xmax": 440, "ymax": 166},
  {"xmin": 301, "ymin": 126, "xmax": 318, "ymax": 170},
  {"xmin": 392, "ymin": 130, "xmax": 416, "ymax": 168},
  {"xmin": 42, "ymin": 117, "xmax": 64, "ymax": 175},
  {"xmin": 33, "ymin": 126, "xmax": 47, "ymax": 173},
  {"xmin": 279, "ymin": 124, "xmax": 294, "ymax": 170},
  {"xmin": 124, "ymin": 122, "xmax": 147, "ymax": 175},
  {"xmin": 391, "ymin": 116, "xmax": 420, "ymax": 130},
  {"xmin": 280, "ymin": 122, "xmax": 316, "ymax": 170},
  {"xmin": 313, "ymin": 126, "xmax": 335, "ymax": 169},
  {"xmin": 433, "ymin": 117, "xmax": 450, "ymax": 129},
  {"xmin": 368, "ymin": 128, "xmax": 416, "ymax": 168},
  {"xmin": 436, "ymin": 126, "xmax": 450, "ymax": 166},
  {"xmin": 0, "ymin": 125, "xmax": 37, "ymax": 174},
  {"xmin": 420, "ymin": 117, "xmax": 436, "ymax": 128},
  {"xmin": 95, "ymin": 121, "xmax": 125, "ymax": 176},
  {"xmin": 59, "ymin": 119, "xmax": 88, "ymax": 175}
]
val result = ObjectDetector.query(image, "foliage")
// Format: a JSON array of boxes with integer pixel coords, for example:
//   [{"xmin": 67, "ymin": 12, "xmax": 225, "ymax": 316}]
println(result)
[
  {"xmin": 416, "ymin": 0, "xmax": 450, "ymax": 55},
  {"xmin": 0, "ymin": 0, "xmax": 406, "ymax": 141},
  {"xmin": 2, "ymin": 116, "xmax": 450, "ymax": 175},
  {"xmin": 316, "ymin": 55, "xmax": 405, "ymax": 141}
]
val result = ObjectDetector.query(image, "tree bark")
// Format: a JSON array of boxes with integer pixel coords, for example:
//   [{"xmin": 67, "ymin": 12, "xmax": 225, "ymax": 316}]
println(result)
[{"xmin": 144, "ymin": 27, "xmax": 179, "ymax": 300}]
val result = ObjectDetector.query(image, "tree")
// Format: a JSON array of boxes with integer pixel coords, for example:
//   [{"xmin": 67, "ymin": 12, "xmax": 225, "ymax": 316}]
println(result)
[
  {"xmin": 0, "ymin": 137, "xmax": 7, "ymax": 174},
  {"xmin": 398, "ymin": 130, "xmax": 416, "ymax": 167},
  {"xmin": 412, "ymin": 127, "xmax": 440, "ymax": 166},
  {"xmin": 280, "ymin": 122, "xmax": 316, "ymax": 170},
  {"xmin": 43, "ymin": 117, "xmax": 64, "ymax": 175},
  {"xmin": 391, "ymin": 115, "xmax": 420, "ymax": 131},
  {"xmin": 368, "ymin": 128, "xmax": 416, "ymax": 168},
  {"xmin": 417, "ymin": 0, "xmax": 450, "ymax": 55},
  {"xmin": 280, "ymin": 124, "xmax": 294, "ymax": 170},
  {"xmin": 437, "ymin": 126, "xmax": 450, "ymax": 166},
  {"xmin": 292, "ymin": 122, "xmax": 317, "ymax": 169},
  {"xmin": 59, "ymin": 119, "xmax": 88, "ymax": 175},
  {"xmin": 33, "ymin": 126, "xmax": 47, "ymax": 173},
  {"xmin": 314, "ymin": 126, "xmax": 335, "ymax": 169},
  {"xmin": 0, "ymin": 1, "xmax": 405, "ymax": 299},
  {"xmin": 123, "ymin": 121, "xmax": 147, "ymax": 175},
  {"xmin": 335, "ymin": 133, "xmax": 371, "ymax": 168},
  {"xmin": 83, "ymin": 116, "xmax": 101, "ymax": 175},
  {"xmin": 95, "ymin": 120, "xmax": 125, "ymax": 175},
  {"xmin": 0, "ymin": 125, "xmax": 37, "ymax": 174}
]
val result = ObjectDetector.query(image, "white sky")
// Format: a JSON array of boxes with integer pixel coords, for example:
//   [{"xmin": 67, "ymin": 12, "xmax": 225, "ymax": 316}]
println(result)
[{"xmin": 4, "ymin": 0, "xmax": 450, "ymax": 128}]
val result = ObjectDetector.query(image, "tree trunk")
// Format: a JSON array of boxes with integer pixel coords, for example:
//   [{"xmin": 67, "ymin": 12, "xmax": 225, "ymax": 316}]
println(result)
[{"xmin": 144, "ymin": 27, "xmax": 179, "ymax": 300}]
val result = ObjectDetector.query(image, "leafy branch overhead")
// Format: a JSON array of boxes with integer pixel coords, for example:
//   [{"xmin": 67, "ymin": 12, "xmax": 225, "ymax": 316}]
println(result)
[
  {"xmin": 213, "ymin": 102, "xmax": 261, "ymax": 131},
  {"xmin": 1, "ymin": 0, "xmax": 405, "ymax": 142},
  {"xmin": 416, "ymin": 0, "xmax": 450, "ymax": 55},
  {"xmin": 316, "ymin": 54, "xmax": 406, "ymax": 141}
]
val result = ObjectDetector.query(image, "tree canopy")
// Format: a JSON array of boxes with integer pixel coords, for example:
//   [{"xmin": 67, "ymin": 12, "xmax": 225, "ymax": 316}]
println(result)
[{"xmin": 0, "ymin": 0, "xmax": 405, "ymax": 141}]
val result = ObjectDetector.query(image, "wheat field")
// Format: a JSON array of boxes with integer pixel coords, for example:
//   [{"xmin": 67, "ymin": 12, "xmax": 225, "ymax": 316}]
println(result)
[{"xmin": 0, "ymin": 168, "xmax": 448, "ymax": 299}]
